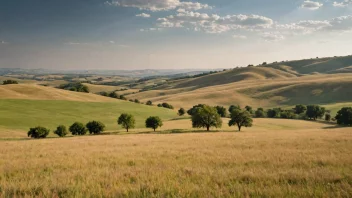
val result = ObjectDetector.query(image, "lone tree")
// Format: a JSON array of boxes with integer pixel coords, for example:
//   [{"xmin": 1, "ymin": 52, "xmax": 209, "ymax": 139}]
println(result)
[
  {"xmin": 28, "ymin": 126, "xmax": 50, "ymax": 139},
  {"xmin": 255, "ymin": 108, "xmax": 266, "ymax": 118},
  {"xmin": 306, "ymin": 105, "xmax": 325, "ymax": 120},
  {"xmin": 86, "ymin": 121, "xmax": 105, "ymax": 134},
  {"xmin": 3, "ymin": 80, "xmax": 19, "ymax": 85},
  {"xmin": 215, "ymin": 106, "xmax": 227, "ymax": 117},
  {"xmin": 178, "ymin": 108, "xmax": 186, "ymax": 116},
  {"xmin": 69, "ymin": 122, "xmax": 87, "ymax": 136},
  {"xmin": 146, "ymin": 100, "xmax": 153, "ymax": 106},
  {"xmin": 54, "ymin": 125, "xmax": 68, "ymax": 137},
  {"xmin": 192, "ymin": 105, "xmax": 222, "ymax": 131},
  {"xmin": 335, "ymin": 107, "xmax": 352, "ymax": 126},
  {"xmin": 293, "ymin": 104, "xmax": 307, "ymax": 114},
  {"xmin": 228, "ymin": 109, "xmax": 253, "ymax": 131},
  {"xmin": 229, "ymin": 105, "xmax": 241, "ymax": 113},
  {"xmin": 118, "ymin": 113, "xmax": 136, "ymax": 132},
  {"xmin": 145, "ymin": 116, "xmax": 163, "ymax": 131}
]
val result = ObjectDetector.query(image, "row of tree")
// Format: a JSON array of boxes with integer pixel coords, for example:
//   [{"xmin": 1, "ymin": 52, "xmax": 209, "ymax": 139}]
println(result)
[{"xmin": 3, "ymin": 80, "xmax": 19, "ymax": 85}]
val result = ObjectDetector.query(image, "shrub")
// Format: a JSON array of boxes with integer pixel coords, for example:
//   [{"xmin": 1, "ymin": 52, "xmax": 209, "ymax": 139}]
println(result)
[
  {"xmin": 245, "ymin": 106, "xmax": 254, "ymax": 114},
  {"xmin": 280, "ymin": 110, "xmax": 297, "ymax": 119},
  {"xmin": 54, "ymin": 125, "xmax": 68, "ymax": 137},
  {"xmin": 161, "ymin": 103, "xmax": 174, "ymax": 109},
  {"xmin": 255, "ymin": 108, "xmax": 266, "ymax": 118},
  {"xmin": 59, "ymin": 82, "xmax": 89, "ymax": 93},
  {"xmin": 267, "ymin": 108, "xmax": 281, "ymax": 118},
  {"xmin": 146, "ymin": 101, "xmax": 153, "ymax": 106},
  {"xmin": 118, "ymin": 114, "xmax": 136, "ymax": 132},
  {"xmin": 192, "ymin": 105, "xmax": 222, "ymax": 131},
  {"xmin": 69, "ymin": 122, "xmax": 87, "ymax": 136},
  {"xmin": 119, "ymin": 95, "xmax": 127, "ymax": 100},
  {"xmin": 134, "ymin": 99, "xmax": 140, "ymax": 104},
  {"xmin": 3, "ymin": 80, "xmax": 19, "ymax": 85},
  {"xmin": 86, "ymin": 121, "xmax": 105, "ymax": 134},
  {"xmin": 28, "ymin": 126, "xmax": 50, "ymax": 139},
  {"xmin": 145, "ymin": 116, "xmax": 163, "ymax": 131},
  {"xmin": 108, "ymin": 92, "xmax": 118, "ymax": 99},
  {"xmin": 178, "ymin": 108, "xmax": 186, "ymax": 116},
  {"xmin": 325, "ymin": 114, "xmax": 331, "ymax": 122}
]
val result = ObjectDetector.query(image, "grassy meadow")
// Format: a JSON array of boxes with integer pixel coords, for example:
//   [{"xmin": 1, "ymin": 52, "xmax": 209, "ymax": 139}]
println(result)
[{"xmin": 0, "ymin": 120, "xmax": 351, "ymax": 197}]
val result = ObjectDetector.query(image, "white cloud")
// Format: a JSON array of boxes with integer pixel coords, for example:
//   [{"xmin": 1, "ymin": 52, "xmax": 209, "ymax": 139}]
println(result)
[
  {"xmin": 233, "ymin": 35, "xmax": 247, "ymax": 39},
  {"xmin": 333, "ymin": 0, "xmax": 352, "ymax": 7},
  {"xmin": 105, "ymin": 0, "xmax": 211, "ymax": 11},
  {"xmin": 136, "ymin": 13, "xmax": 151, "ymax": 18},
  {"xmin": 157, "ymin": 11, "xmax": 274, "ymax": 33},
  {"xmin": 261, "ymin": 32, "xmax": 285, "ymax": 42},
  {"xmin": 301, "ymin": 1, "xmax": 323, "ymax": 10}
]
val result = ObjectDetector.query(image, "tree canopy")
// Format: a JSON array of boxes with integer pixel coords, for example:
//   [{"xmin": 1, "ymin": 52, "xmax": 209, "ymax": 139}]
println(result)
[
  {"xmin": 69, "ymin": 122, "xmax": 87, "ymax": 136},
  {"xmin": 118, "ymin": 113, "xmax": 136, "ymax": 132},
  {"xmin": 335, "ymin": 107, "xmax": 352, "ymax": 126},
  {"xmin": 293, "ymin": 105, "xmax": 307, "ymax": 114},
  {"xmin": 145, "ymin": 116, "xmax": 163, "ymax": 131},
  {"xmin": 191, "ymin": 105, "xmax": 222, "ymax": 131},
  {"xmin": 54, "ymin": 125, "xmax": 68, "ymax": 137},
  {"xmin": 229, "ymin": 105, "xmax": 241, "ymax": 113},
  {"xmin": 178, "ymin": 108, "xmax": 186, "ymax": 116},
  {"xmin": 215, "ymin": 106, "xmax": 227, "ymax": 117},
  {"xmin": 28, "ymin": 126, "xmax": 50, "ymax": 139},
  {"xmin": 3, "ymin": 80, "xmax": 19, "ymax": 85},
  {"xmin": 228, "ymin": 109, "xmax": 253, "ymax": 131},
  {"xmin": 86, "ymin": 121, "xmax": 105, "ymax": 134},
  {"xmin": 306, "ymin": 105, "xmax": 325, "ymax": 120}
]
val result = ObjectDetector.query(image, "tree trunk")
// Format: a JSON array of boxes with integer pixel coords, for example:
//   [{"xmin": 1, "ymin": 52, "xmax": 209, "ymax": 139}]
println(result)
[
  {"xmin": 127, "ymin": 128, "xmax": 129, "ymax": 132},
  {"xmin": 207, "ymin": 126, "xmax": 209, "ymax": 131},
  {"xmin": 238, "ymin": 124, "xmax": 241, "ymax": 131},
  {"xmin": 154, "ymin": 128, "xmax": 156, "ymax": 132}
]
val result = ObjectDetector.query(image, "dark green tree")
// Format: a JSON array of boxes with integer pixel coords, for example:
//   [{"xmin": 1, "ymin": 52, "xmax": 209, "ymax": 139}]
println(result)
[
  {"xmin": 335, "ymin": 107, "xmax": 352, "ymax": 126},
  {"xmin": 118, "ymin": 114, "xmax": 136, "ymax": 132},
  {"xmin": 267, "ymin": 108, "xmax": 281, "ymax": 118},
  {"xmin": 28, "ymin": 126, "xmax": 50, "ymax": 139},
  {"xmin": 146, "ymin": 101, "xmax": 153, "ymax": 106},
  {"xmin": 293, "ymin": 105, "xmax": 307, "ymax": 114},
  {"xmin": 145, "ymin": 116, "xmax": 163, "ymax": 131},
  {"xmin": 187, "ymin": 104, "xmax": 206, "ymax": 116},
  {"xmin": 69, "ymin": 122, "xmax": 87, "ymax": 136},
  {"xmin": 3, "ymin": 80, "xmax": 19, "ymax": 85},
  {"xmin": 229, "ymin": 105, "xmax": 241, "ymax": 113},
  {"xmin": 178, "ymin": 108, "xmax": 186, "ymax": 116},
  {"xmin": 245, "ymin": 106, "xmax": 254, "ymax": 114},
  {"xmin": 228, "ymin": 109, "xmax": 253, "ymax": 131},
  {"xmin": 280, "ymin": 110, "xmax": 296, "ymax": 119},
  {"xmin": 306, "ymin": 105, "xmax": 325, "ymax": 120},
  {"xmin": 54, "ymin": 125, "xmax": 68, "ymax": 137},
  {"xmin": 86, "ymin": 121, "xmax": 105, "ymax": 134},
  {"xmin": 325, "ymin": 114, "xmax": 331, "ymax": 122},
  {"xmin": 215, "ymin": 106, "xmax": 228, "ymax": 117},
  {"xmin": 192, "ymin": 105, "xmax": 222, "ymax": 131},
  {"xmin": 108, "ymin": 92, "xmax": 118, "ymax": 98},
  {"xmin": 134, "ymin": 99, "xmax": 140, "ymax": 104},
  {"xmin": 119, "ymin": 95, "xmax": 127, "ymax": 100},
  {"xmin": 161, "ymin": 103, "xmax": 174, "ymax": 109},
  {"xmin": 255, "ymin": 108, "xmax": 266, "ymax": 118}
]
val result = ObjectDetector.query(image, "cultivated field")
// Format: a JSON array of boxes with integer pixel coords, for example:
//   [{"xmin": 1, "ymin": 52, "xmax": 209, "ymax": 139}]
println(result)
[{"xmin": 0, "ymin": 119, "xmax": 351, "ymax": 197}]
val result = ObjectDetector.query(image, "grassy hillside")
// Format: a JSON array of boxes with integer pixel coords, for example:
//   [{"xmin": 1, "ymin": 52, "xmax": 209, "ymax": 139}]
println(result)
[
  {"xmin": 0, "ymin": 99, "xmax": 177, "ymax": 136},
  {"xmin": 1, "ymin": 122, "xmax": 351, "ymax": 197}
]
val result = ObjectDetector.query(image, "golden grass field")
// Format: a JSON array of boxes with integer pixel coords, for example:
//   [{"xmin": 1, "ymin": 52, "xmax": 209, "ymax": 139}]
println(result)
[{"xmin": 0, "ymin": 119, "xmax": 351, "ymax": 197}]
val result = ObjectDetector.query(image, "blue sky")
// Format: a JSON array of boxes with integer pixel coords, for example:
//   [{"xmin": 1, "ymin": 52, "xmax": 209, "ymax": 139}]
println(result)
[{"xmin": 0, "ymin": 0, "xmax": 351, "ymax": 70}]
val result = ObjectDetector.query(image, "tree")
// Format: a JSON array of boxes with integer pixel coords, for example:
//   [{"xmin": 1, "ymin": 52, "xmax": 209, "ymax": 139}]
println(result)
[
  {"xmin": 28, "ymin": 126, "xmax": 50, "ymax": 139},
  {"xmin": 293, "ymin": 105, "xmax": 307, "ymax": 114},
  {"xmin": 54, "ymin": 125, "xmax": 68, "ymax": 137},
  {"xmin": 255, "ymin": 108, "xmax": 266, "ymax": 118},
  {"xmin": 280, "ymin": 110, "xmax": 296, "ymax": 119},
  {"xmin": 161, "ymin": 103, "xmax": 174, "ymax": 109},
  {"xmin": 108, "ymin": 92, "xmax": 118, "ymax": 99},
  {"xmin": 3, "ymin": 80, "xmax": 19, "ymax": 85},
  {"xmin": 145, "ymin": 116, "xmax": 163, "ymax": 131},
  {"xmin": 245, "ymin": 106, "xmax": 253, "ymax": 114},
  {"xmin": 69, "ymin": 122, "xmax": 87, "ymax": 136},
  {"xmin": 187, "ymin": 104, "xmax": 206, "ymax": 116},
  {"xmin": 118, "ymin": 114, "xmax": 136, "ymax": 132},
  {"xmin": 119, "ymin": 95, "xmax": 127, "ymax": 100},
  {"xmin": 134, "ymin": 99, "xmax": 140, "ymax": 104},
  {"xmin": 335, "ymin": 107, "xmax": 352, "ymax": 126},
  {"xmin": 228, "ymin": 110, "xmax": 253, "ymax": 131},
  {"xmin": 192, "ymin": 105, "xmax": 222, "ymax": 131},
  {"xmin": 215, "ymin": 106, "xmax": 227, "ymax": 117},
  {"xmin": 229, "ymin": 105, "xmax": 241, "ymax": 113},
  {"xmin": 146, "ymin": 100, "xmax": 153, "ymax": 106},
  {"xmin": 86, "ymin": 121, "xmax": 105, "ymax": 134},
  {"xmin": 267, "ymin": 108, "xmax": 281, "ymax": 118},
  {"xmin": 325, "ymin": 114, "xmax": 331, "ymax": 122},
  {"xmin": 306, "ymin": 105, "xmax": 325, "ymax": 120},
  {"xmin": 178, "ymin": 108, "xmax": 186, "ymax": 116}
]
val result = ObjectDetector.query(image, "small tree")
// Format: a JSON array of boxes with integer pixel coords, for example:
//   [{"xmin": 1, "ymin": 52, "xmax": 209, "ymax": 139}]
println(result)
[
  {"xmin": 229, "ymin": 105, "xmax": 241, "ymax": 113},
  {"xmin": 146, "ymin": 101, "xmax": 153, "ymax": 106},
  {"xmin": 245, "ymin": 106, "xmax": 253, "ymax": 114},
  {"xmin": 86, "ymin": 121, "xmax": 105, "ymax": 134},
  {"xmin": 69, "ymin": 122, "xmax": 87, "ymax": 136},
  {"xmin": 215, "ymin": 106, "xmax": 227, "ymax": 117},
  {"xmin": 178, "ymin": 108, "xmax": 186, "ymax": 116},
  {"xmin": 255, "ymin": 108, "xmax": 266, "ymax": 118},
  {"xmin": 118, "ymin": 114, "xmax": 136, "ymax": 132},
  {"xmin": 192, "ymin": 105, "xmax": 222, "ymax": 131},
  {"xmin": 54, "ymin": 125, "xmax": 68, "ymax": 137},
  {"xmin": 134, "ymin": 99, "xmax": 140, "ymax": 104},
  {"xmin": 145, "ymin": 116, "xmax": 163, "ymax": 131},
  {"xmin": 28, "ymin": 126, "xmax": 50, "ymax": 139},
  {"xmin": 267, "ymin": 108, "xmax": 281, "ymax": 118},
  {"xmin": 280, "ymin": 110, "xmax": 296, "ymax": 119},
  {"xmin": 325, "ymin": 114, "xmax": 331, "ymax": 122},
  {"xmin": 108, "ymin": 92, "xmax": 118, "ymax": 99},
  {"xmin": 306, "ymin": 105, "xmax": 325, "ymax": 120},
  {"xmin": 293, "ymin": 105, "xmax": 307, "ymax": 114},
  {"xmin": 228, "ymin": 110, "xmax": 253, "ymax": 131},
  {"xmin": 119, "ymin": 95, "xmax": 127, "ymax": 100},
  {"xmin": 3, "ymin": 80, "xmax": 19, "ymax": 85},
  {"xmin": 335, "ymin": 107, "xmax": 352, "ymax": 126}
]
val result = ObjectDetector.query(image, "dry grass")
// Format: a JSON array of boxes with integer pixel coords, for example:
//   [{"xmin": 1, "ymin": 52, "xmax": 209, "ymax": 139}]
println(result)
[{"xmin": 0, "ymin": 119, "xmax": 351, "ymax": 197}]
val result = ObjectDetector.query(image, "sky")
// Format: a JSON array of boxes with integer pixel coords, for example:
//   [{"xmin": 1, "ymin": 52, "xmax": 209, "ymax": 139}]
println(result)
[{"xmin": 0, "ymin": 0, "xmax": 351, "ymax": 70}]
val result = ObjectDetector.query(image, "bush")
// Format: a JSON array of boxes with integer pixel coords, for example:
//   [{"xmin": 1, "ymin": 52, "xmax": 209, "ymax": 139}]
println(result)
[
  {"xmin": 325, "ymin": 114, "xmax": 331, "ymax": 122},
  {"xmin": 86, "ymin": 121, "xmax": 106, "ymax": 134},
  {"xmin": 161, "ymin": 103, "xmax": 174, "ymax": 109},
  {"xmin": 255, "ymin": 108, "xmax": 266, "ymax": 118},
  {"xmin": 145, "ymin": 116, "xmax": 163, "ymax": 131},
  {"xmin": 245, "ymin": 106, "xmax": 254, "ymax": 114},
  {"xmin": 119, "ymin": 95, "xmax": 127, "ymax": 100},
  {"xmin": 3, "ymin": 80, "xmax": 19, "ymax": 85},
  {"xmin": 146, "ymin": 101, "xmax": 153, "ymax": 106},
  {"xmin": 134, "ymin": 99, "xmax": 140, "ymax": 104},
  {"xmin": 108, "ymin": 92, "xmax": 118, "ymax": 99},
  {"xmin": 280, "ymin": 110, "xmax": 297, "ymax": 119},
  {"xmin": 267, "ymin": 108, "xmax": 281, "ymax": 118},
  {"xmin": 28, "ymin": 126, "xmax": 50, "ymax": 139},
  {"xmin": 54, "ymin": 125, "xmax": 68, "ymax": 137},
  {"xmin": 69, "ymin": 122, "xmax": 87, "ymax": 136},
  {"xmin": 59, "ymin": 83, "xmax": 89, "ymax": 93},
  {"xmin": 178, "ymin": 108, "xmax": 186, "ymax": 116}
]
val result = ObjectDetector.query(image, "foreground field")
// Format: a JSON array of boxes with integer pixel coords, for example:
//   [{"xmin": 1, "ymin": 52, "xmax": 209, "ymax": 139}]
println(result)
[{"xmin": 0, "ymin": 123, "xmax": 351, "ymax": 197}]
